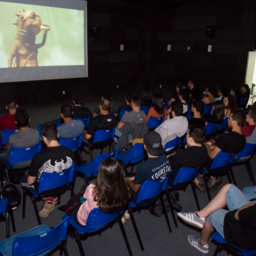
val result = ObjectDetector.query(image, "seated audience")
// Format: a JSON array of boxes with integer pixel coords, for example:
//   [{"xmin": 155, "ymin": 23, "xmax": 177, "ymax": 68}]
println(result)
[
  {"xmin": 203, "ymin": 110, "xmax": 246, "ymax": 189},
  {"xmin": 155, "ymin": 102, "xmax": 188, "ymax": 149},
  {"xmin": 203, "ymin": 100, "xmax": 224, "ymax": 125},
  {"xmin": 223, "ymin": 95, "xmax": 237, "ymax": 118},
  {"xmin": 178, "ymin": 184, "xmax": 256, "ymax": 253},
  {"xmin": 93, "ymin": 93, "xmax": 115, "ymax": 117},
  {"xmin": 21, "ymin": 122, "xmax": 75, "ymax": 218},
  {"xmin": 125, "ymin": 131, "xmax": 170, "ymax": 205},
  {"xmin": 0, "ymin": 98, "xmax": 18, "ymax": 134},
  {"xmin": 0, "ymin": 110, "xmax": 39, "ymax": 169},
  {"xmin": 241, "ymin": 109, "xmax": 256, "ymax": 143},
  {"xmin": 230, "ymin": 87, "xmax": 240, "ymax": 103},
  {"xmin": 57, "ymin": 104, "xmax": 85, "ymax": 138},
  {"xmin": 188, "ymin": 101, "xmax": 205, "ymax": 127},
  {"xmin": 115, "ymin": 97, "xmax": 147, "ymax": 149},
  {"xmin": 202, "ymin": 85, "xmax": 218, "ymax": 104},
  {"xmin": 145, "ymin": 94, "xmax": 168, "ymax": 123},
  {"xmin": 188, "ymin": 88, "xmax": 201, "ymax": 108},
  {"xmin": 72, "ymin": 92, "xmax": 91, "ymax": 119},
  {"xmin": 85, "ymin": 99, "xmax": 117, "ymax": 145},
  {"xmin": 168, "ymin": 125, "xmax": 208, "ymax": 193},
  {"xmin": 239, "ymin": 84, "xmax": 250, "ymax": 108},
  {"xmin": 188, "ymin": 80, "xmax": 195, "ymax": 90},
  {"xmin": 179, "ymin": 88, "xmax": 189, "ymax": 114},
  {"xmin": 68, "ymin": 158, "xmax": 130, "ymax": 226},
  {"xmin": 141, "ymin": 88, "xmax": 153, "ymax": 106},
  {"xmin": 168, "ymin": 83, "xmax": 186, "ymax": 105},
  {"xmin": 215, "ymin": 87, "xmax": 228, "ymax": 101},
  {"xmin": 114, "ymin": 93, "xmax": 132, "ymax": 119}
]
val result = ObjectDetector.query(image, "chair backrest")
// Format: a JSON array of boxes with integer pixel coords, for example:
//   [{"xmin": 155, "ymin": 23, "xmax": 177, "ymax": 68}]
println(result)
[
  {"xmin": 9, "ymin": 142, "xmax": 41, "ymax": 166},
  {"xmin": 59, "ymin": 135, "xmax": 83, "ymax": 150},
  {"xmin": 141, "ymin": 105, "xmax": 151, "ymax": 115},
  {"xmin": 164, "ymin": 136, "xmax": 180, "ymax": 153},
  {"xmin": 1, "ymin": 129, "xmax": 18, "ymax": 146},
  {"xmin": 0, "ymin": 198, "xmax": 8, "ymax": 215},
  {"xmin": 186, "ymin": 109, "xmax": 193, "ymax": 119},
  {"xmin": 147, "ymin": 116, "xmax": 164, "ymax": 129},
  {"xmin": 118, "ymin": 109, "xmax": 131, "ymax": 121},
  {"xmin": 93, "ymin": 128, "xmax": 116, "ymax": 144},
  {"xmin": 37, "ymin": 123, "xmax": 43, "ymax": 138},
  {"xmin": 218, "ymin": 117, "xmax": 229, "ymax": 131},
  {"xmin": 13, "ymin": 217, "xmax": 69, "ymax": 256},
  {"xmin": 54, "ymin": 119, "xmax": 61, "ymax": 127},
  {"xmin": 129, "ymin": 143, "xmax": 145, "ymax": 164},
  {"xmin": 205, "ymin": 123, "xmax": 217, "ymax": 135},
  {"xmin": 211, "ymin": 151, "xmax": 233, "ymax": 170},
  {"xmin": 38, "ymin": 163, "xmax": 75, "ymax": 194},
  {"xmin": 239, "ymin": 97, "xmax": 247, "ymax": 107},
  {"xmin": 202, "ymin": 104, "xmax": 213, "ymax": 115},
  {"xmin": 172, "ymin": 167, "xmax": 198, "ymax": 186},
  {"xmin": 164, "ymin": 101, "xmax": 169, "ymax": 110},
  {"xmin": 233, "ymin": 143, "xmax": 256, "ymax": 163},
  {"xmin": 74, "ymin": 116, "xmax": 90, "ymax": 128}
]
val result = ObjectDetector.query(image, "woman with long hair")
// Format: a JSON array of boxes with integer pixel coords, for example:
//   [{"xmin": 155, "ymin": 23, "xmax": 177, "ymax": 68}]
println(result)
[
  {"xmin": 70, "ymin": 158, "xmax": 130, "ymax": 226},
  {"xmin": 223, "ymin": 95, "xmax": 237, "ymax": 118},
  {"xmin": 203, "ymin": 100, "xmax": 225, "ymax": 125}
]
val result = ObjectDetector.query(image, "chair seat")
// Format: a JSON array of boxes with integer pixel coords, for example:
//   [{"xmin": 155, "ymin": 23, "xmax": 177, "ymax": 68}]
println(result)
[
  {"xmin": 68, "ymin": 215, "xmax": 85, "ymax": 235},
  {"xmin": 212, "ymin": 231, "xmax": 256, "ymax": 256},
  {"xmin": 129, "ymin": 201, "xmax": 137, "ymax": 207},
  {"xmin": 22, "ymin": 185, "xmax": 39, "ymax": 197},
  {"xmin": 117, "ymin": 151, "xmax": 132, "ymax": 164},
  {"xmin": 75, "ymin": 161, "xmax": 95, "ymax": 177},
  {"xmin": 0, "ymin": 224, "xmax": 50, "ymax": 256},
  {"xmin": 0, "ymin": 198, "xmax": 8, "ymax": 215}
]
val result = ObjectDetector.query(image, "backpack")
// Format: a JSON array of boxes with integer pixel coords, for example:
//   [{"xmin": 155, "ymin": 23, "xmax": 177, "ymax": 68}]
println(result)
[{"xmin": 2, "ymin": 184, "xmax": 21, "ymax": 209}]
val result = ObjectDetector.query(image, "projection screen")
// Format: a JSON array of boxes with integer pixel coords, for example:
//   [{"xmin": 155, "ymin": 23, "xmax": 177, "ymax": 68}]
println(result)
[{"xmin": 0, "ymin": 0, "xmax": 88, "ymax": 83}]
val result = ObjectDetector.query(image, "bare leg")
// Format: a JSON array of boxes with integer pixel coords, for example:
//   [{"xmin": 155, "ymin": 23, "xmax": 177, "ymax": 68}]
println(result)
[
  {"xmin": 194, "ymin": 177, "xmax": 200, "ymax": 186},
  {"xmin": 197, "ymin": 184, "xmax": 232, "ymax": 218},
  {"xmin": 200, "ymin": 220, "xmax": 215, "ymax": 245}
]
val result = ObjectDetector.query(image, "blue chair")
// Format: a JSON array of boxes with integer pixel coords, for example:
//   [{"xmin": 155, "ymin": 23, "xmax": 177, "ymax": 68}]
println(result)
[
  {"xmin": 167, "ymin": 167, "xmax": 200, "ymax": 211},
  {"xmin": 147, "ymin": 116, "xmax": 164, "ymax": 129},
  {"xmin": 239, "ymin": 97, "xmax": 248, "ymax": 109},
  {"xmin": 211, "ymin": 231, "xmax": 256, "ymax": 256},
  {"xmin": 164, "ymin": 101, "xmax": 169, "ymax": 110},
  {"xmin": 75, "ymin": 147, "xmax": 120, "ymax": 183},
  {"xmin": 74, "ymin": 116, "xmax": 90, "ymax": 129},
  {"xmin": 205, "ymin": 123, "xmax": 218, "ymax": 135},
  {"xmin": 202, "ymin": 104, "xmax": 213, "ymax": 115},
  {"xmin": 141, "ymin": 105, "xmax": 151, "ymax": 115},
  {"xmin": 218, "ymin": 117, "xmax": 229, "ymax": 132},
  {"xmin": 186, "ymin": 109, "xmax": 193, "ymax": 118},
  {"xmin": 164, "ymin": 136, "xmax": 180, "ymax": 154},
  {"xmin": 0, "ymin": 198, "xmax": 15, "ymax": 238},
  {"xmin": 54, "ymin": 119, "xmax": 61, "ymax": 127},
  {"xmin": 230, "ymin": 143, "xmax": 256, "ymax": 186},
  {"xmin": 37, "ymin": 123, "xmax": 43, "ymax": 138},
  {"xmin": 88, "ymin": 128, "xmax": 116, "ymax": 161},
  {"xmin": 118, "ymin": 109, "xmax": 131, "ymax": 121},
  {"xmin": 1, "ymin": 129, "xmax": 18, "ymax": 147},
  {"xmin": 0, "ymin": 217, "xmax": 69, "ymax": 256},
  {"xmin": 67, "ymin": 208, "xmax": 133, "ymax": 256},
  {"xmin": 22, "ymin": 163, "xmax": 75, "ymax": 225},
  {"xmin": 117, "ymin": 143, "xmax": 145, "ymax": 173}
]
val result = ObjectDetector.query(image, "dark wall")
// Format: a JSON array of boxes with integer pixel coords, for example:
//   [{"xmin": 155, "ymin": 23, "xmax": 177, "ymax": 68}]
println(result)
[{"xmin": 1, "ymin": 0, "xmax": 256, "ymax": 105}]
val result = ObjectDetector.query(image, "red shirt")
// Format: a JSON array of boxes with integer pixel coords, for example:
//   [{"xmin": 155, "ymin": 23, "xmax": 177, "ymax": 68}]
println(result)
[
  {"xmin": 241, "ymin": 125, "xmax": 256, "ymax": 137},
  {"xmin": 0, "ymin": 114, "xmax": 18, "ymax": 131}
]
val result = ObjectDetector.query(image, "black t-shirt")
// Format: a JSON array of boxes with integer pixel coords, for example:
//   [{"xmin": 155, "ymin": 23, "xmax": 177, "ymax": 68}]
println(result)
[
  {"xmin": 188, "ymin": 117, "xmax": 205, "ymax": 127},
  {"xmin": 168, "ymin": 145, "xmax": 208, "ymax": 186},
  {"xmin": 205, "ymin": 132, "xmax": 246, "ymax": 175},
  {"xmin": 73, "ymin": 106, "xmax": 91, "ymax": 118},
  {"xmin": 28, "ymin": 146, "xmax": 75, "ymax": 192},
  {"xmin": 87, "ymin": 114, "xmax": 117, "ymax": 144},
  {"xmin": 224, "ymin": 204, "xmax": 256, "ymax": 250},
  {"xmin": 116, "ymin": 104, "xmax": 132, "ymax": 115},
  {"xmin": 203, "ymin": 114, "xmax": 219, "ymax": 124}
]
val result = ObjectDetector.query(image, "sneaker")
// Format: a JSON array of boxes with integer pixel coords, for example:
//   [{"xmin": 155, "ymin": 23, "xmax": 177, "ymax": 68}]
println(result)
[
  {"xmin": 187, "ymin": 235, "xmax": 209, "ymax": 254},
  {"xmin": 121, "ymin": 216, "xmax": 126, "ymax": 224},
  {"xmin": 39, "ymin": 200, "xmax": 57, "ymax": 218},
  {"xmin": 196, "ymin": 183, "xmax": 206, "ymax": 194},
  {"xmin": 177, "ymin": 212, "xmax": 205, "ymax": 229},
  {"xmin": 123, "ymin": 210, "xmax": 130, "ymax": 219}
]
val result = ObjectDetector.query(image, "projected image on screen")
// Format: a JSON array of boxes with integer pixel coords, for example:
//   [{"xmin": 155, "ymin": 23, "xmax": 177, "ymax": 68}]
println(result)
[{"xmin": 0, "ymin": 2, "xmax": 84, "ymax": 68}]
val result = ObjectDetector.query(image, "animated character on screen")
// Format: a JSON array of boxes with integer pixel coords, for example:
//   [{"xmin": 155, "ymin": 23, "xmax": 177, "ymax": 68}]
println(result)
[{"xmin": 8, "ymin": 9, "xmax": 50, "ymax": 67}]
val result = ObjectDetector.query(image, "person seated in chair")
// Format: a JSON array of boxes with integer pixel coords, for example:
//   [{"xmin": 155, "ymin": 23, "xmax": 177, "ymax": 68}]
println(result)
[
  {"xmin": 177, "ymin": 184, "xmax": 256, "ymax": 253},
  {"xmin": 72, "ymin": 92, "xmax": 91, "ymax": 119},
  {"xmin": 202, "ymin": 85, "xmax": 218, "ymax": 104},
  {"xmin": 0, "ymin": 110, "xmax": 40, "ymax": 169},
  {"xmin": 93, "ymin": 92, "xmax": 115, "ymax": 117},
  {"xmin": 188, "ymin": 101, "xmax": 205, "ymax": 127},
  {"xmin": 57, "ymin": 104, "xmax": 85, "ymax": 139},
  {"xmin": 203, "ymin": 110, "xmax": 246, "ymax": 190},
  {"xmin": 21, "ymin": 122, "xmax": 75, "ymax": 218},
  {"xmin": 241, "ymin": 109, "xmax": 256, "ymax": 144},
  {"xmin": 114, "ymin": 93, "xmax": 132, "ymax": 119},
  {"xmin": 84, "ymin": 99, "xmax": 117, "ymax": 146},
  {"xmin": 203, "ymin": 100, "xmax": 225, "ymax": 126},
  {"xmin": 168, "ymin": 125, "xmax": 208, "ymax": 193},
  {"xmin": 179, "ymin": 88, "xmax": 190, "ymax": 115}
]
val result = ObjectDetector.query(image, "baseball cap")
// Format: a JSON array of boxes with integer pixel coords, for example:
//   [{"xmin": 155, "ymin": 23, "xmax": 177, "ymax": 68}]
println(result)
[{"xmin": 144, "ymin": 131, "xmax": 164, "ymax": 156}]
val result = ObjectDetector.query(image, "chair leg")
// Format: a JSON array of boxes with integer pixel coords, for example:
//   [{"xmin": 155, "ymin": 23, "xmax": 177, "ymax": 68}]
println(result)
[
  {"xmin": 100, "ymin": 148, "xmax": 103, "ymax": 154},
  {"xmin": 89, "ymin": 149, "xmax": 93, "ymax": 161},
  {"xmin": 130, "ymin": 166, "xmax": 134, "ymax": 174},
  {"xmin": 70, "ymin": 183, "xmax": 75, "ymax": 197},
  {"xmin": 191, "ymin": 183, "xmax": 200, "ymax": 211},
  {"xmin": 202, "ymin": 171, "xmax": 211, "ymax": 201},
  {"xmin": 79, "ymin": 150, "xmax": 83, "ymax": 165},
  {"xmin": 229, "ymin": 167, "xmax": 237, "ymax": 186},
  {"xmin": 76, "ymin": 234, "xmax": 85, "ymax": 256},
  {"xmin": 227, "ymin": 172, "xmax": 232, "ymax": 183},
  {"xmin": 62, "ymin": 242, "xmax": 69, "ymax": 256},
  {"xmin": 31, "ymin": 197, "xmax": 41, "ymax": 225},
  {"xmin": 159, "ymin": 195, "xmax": 172, "ymax": 233},
  {"xmin": 58, "ymin": 193, "xmax": 61, "ymax": 205},
  {"xmin": 0, "ymin": 165, "xmax": 3, "ymax": 189},
  {"xmin": 22, "ymin": 190, "xmax": 26, "ymax": 219},
  {"xmin": 5, "ymin": 167, "xmax": 10, "ymax": 183},
  {"xmin": 109, "ymin": 143, "xmax": 111, "ymax": 153},
  {"xmin": 213, "ymin": 244, "xmax": 221, "ymax": 256},
  {"xmin": 9, "ymin": 205, "xmax": 16, "ymax": 232},
  {"xmin": 164, "ymin": 190, "xmax": 178, "ymax": 228},
  {"xmin": 118, "ymin": 216, "xmax": 133, "ymax": 256},
  {"xmin": 245, "ymin": 161, "xmax": 256, "ymax": 185},
  {"xmin": 128, "ymin": 206, "xmax": 144, "ymax": 251},
  {"xmin": 5, "ymin": 210, "xmax": 10, "ymax": 238}
]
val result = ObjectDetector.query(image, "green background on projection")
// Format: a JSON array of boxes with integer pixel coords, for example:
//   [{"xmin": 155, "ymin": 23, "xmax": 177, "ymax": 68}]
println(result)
[{"xmin": 0, "ymin": 1, "xmax": 84, "ymax": 67}]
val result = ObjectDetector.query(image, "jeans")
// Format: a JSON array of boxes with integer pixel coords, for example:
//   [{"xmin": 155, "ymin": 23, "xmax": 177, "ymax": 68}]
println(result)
[
  {"xmin": 242, "ymin": 186, "xmax": 256, "ymax": 201},
  {"xmin": 114, "ymin": 129, "xmax": 122, "ymax": 143},
  {"xmin": 207, "ymin": 185, "xmax": 250, "ymax": 238}
]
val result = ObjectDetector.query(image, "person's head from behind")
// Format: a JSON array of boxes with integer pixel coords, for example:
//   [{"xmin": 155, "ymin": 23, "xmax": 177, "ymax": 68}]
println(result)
[
  {"xmin": 241, "ymin": 84, "xmax": 249, "ymax": 93},
  {"xmin": 61, "ymin": 104, "xmax": 73, "ymax": 121},
  {"xmin": 246, "ymin": 109, "xmax": 256, "ymax": 125},
  {"xmin": 192, "ymin": 100, "xmax": 204, "ymax": 115},
  {"xmin": 152, "ymin": 94, "xmax": 164, "ymax": 115},
  {"xmin": 188, "ymin": 80, "xmax": 195, "ymax": 90},
  {"xmin": 42, "ymin": 122, "xmax": 58, "ymax": 146},
  {"xmin": 187, "ymin": 125, "xmax": 206, "ymax": 146},
  {"xmin": 72, "ymin": 92, "xmax": 83, "ymax": 106},
  {"xmin": 212, "ymin": 100, "xmax": 225, "ymax": 124},
  {"xmin": 131, "ymin": 96, "xmax": 141, "ymax": 111},
  {"xmin": 228, "ymin": 109, "xmax": 246, "ymax": 128},
  {"xmin": 95, "ymin": 158, "xmax": 130, "ymax": 213},
  {"xmin": 223, "ymin": 96, "xmax": 237, "ymax": 111},
  {"xmin": 15, "ymin": 110, "xmax": 29, "ymax": 128},
  {"xmin": 144, "ymin": 131, "xmax": 164, "ymax": 157},
  {"xmin": 218, "ymin": 87, "xmax": 228, "ymax": 97},
  {"xmin": 179, "ymin": 88, "xmax": 189, "ymax": 102},
  {"xmin": 99, "ymin": 99, "xmax": 110, "ymax": 113},
  {"xmin": 176, "ymin": 83, "xmax": 185, "ymax": 93},
  {"xmin": 171, "ymin": 102, "xmax": 183, "ymax": 117},
  {"xmin": 208, "ymin": 85, "xmax": 219, "ymax": 98},
  {"xmin": 102, "ymin": 92, "xmax": 112, "ymax": 102},
  {"xmin": 142, "ymin": 88, "xmax": 152, "ymax": 100},
  {"xmin": 5, "ymin": 98, "xmax": 18, "ymax": 114},
  {"xmin": 125, "ymin": 93, "xmax": 132, "ymax": 105},
  {"xmin": 190, "ymin": 88, "xmax": 201, "ymax": 101}
]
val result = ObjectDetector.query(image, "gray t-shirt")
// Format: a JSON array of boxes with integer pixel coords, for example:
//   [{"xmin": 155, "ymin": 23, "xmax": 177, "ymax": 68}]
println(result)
[
  {"xmin": 121, "ymin": 110, "xmax": 146, "ymax": 124},
  {"xmin": 57, "ymin": 120, "xmax": 84, "ymax": 139},
  {"xmin": 6, "ymin": 128, "xmax": 40, "ymax": 168}
]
